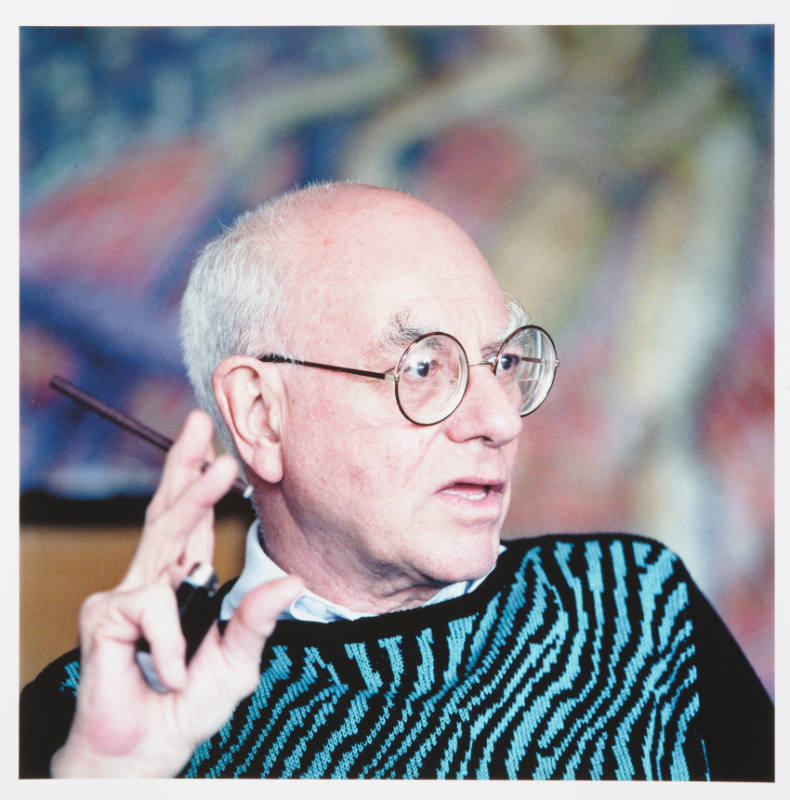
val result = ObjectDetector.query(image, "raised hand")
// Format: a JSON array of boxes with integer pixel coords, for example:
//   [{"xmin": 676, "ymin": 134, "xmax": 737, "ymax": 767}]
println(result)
[{"xmin": 50, "ymin": 410, "xmax": 302, "ymax": 777}]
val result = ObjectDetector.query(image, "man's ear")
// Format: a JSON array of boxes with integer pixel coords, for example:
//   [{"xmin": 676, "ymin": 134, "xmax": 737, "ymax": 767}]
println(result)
[{"xmin": 212, "ymin": 356, "xmax": 284, "ymax": 484}]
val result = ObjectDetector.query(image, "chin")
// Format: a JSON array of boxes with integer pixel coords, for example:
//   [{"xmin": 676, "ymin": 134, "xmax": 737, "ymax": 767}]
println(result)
[{"xmin": 424, "ymin": 529, "xmax": 501, "ymax": 584}]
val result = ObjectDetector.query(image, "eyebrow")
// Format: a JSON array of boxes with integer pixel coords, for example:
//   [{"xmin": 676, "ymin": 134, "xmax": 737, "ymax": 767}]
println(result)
[
  {"xmin": 503, "ymin": 296, "xmax": 529, "ymax": 333},
  {"xmin": 375, "ymin": 298, "xmax": 530, "ymax": 356},
  {"xmin": 384, "ymin": 308, "xmax": 432, "ymax": 349}
]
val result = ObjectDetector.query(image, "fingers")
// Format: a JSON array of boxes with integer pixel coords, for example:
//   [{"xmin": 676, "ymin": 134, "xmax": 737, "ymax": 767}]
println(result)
[
  {"xmin": 154, "ymin": 452, "xmax": 236, "ymax": 576},
  {"xmin": 220, "ymin": 577, "xmax": 304, "ymax": 670},
  {"xmin": 79, "ymin": 577, "xmax": 187, "ymax": 692},
  {"xmin": 121, "ymin": 411, "xmax": 239, "ymax": 590},
  {"xmin": 136, "ymin": 581, "xmax": 189, "ymax": 691},
  {"xmin": 55, "ymin": 576, "xmax": 194, "ymax": 777},
  {"xmin": 187, "ymin": 577, "xmax": 304, "ymax": 702},
  {"xmin": 146, "ymin": 410, "xmax": 215, "ymax": 519}
]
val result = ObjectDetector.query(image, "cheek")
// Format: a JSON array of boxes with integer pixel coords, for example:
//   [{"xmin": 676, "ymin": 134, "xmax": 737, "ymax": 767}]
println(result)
[
  {"xmin": 339, "ymin": 425, "xmax": 424, "ymax": 494},
  {"xmin": 283, "ymin": 376, "xmax": 438, "ymax": 506}
]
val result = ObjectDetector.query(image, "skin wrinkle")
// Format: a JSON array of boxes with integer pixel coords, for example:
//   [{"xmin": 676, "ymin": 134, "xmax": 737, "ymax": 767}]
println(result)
[
  {"xmin": 382, "ymin": 297, "xmax": 528, "ymax": 361},
  {"xmin": 275, "ymin": 421, "xmax": 449, "ymax": 608}
]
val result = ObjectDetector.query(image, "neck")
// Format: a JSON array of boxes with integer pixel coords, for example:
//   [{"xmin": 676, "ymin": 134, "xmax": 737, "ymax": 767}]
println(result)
[
  {"xmin": 255, "ymin": 505, "xmax": 446, "ymax": 615},
  {"xmin": 268, "ymin": 533, "xmax": 445, "ymax": 614}
]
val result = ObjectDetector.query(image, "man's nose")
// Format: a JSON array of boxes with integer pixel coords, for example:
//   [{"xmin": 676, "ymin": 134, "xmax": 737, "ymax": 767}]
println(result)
[{"xmin": 443, "ymin": 363, "xmax": 522, "ymax": 446}]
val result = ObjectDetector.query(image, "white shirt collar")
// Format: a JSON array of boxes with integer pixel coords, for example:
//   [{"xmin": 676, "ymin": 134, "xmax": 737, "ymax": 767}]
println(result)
[{"xmin": 220, "ymin": 521, "xmax": 503, "ymax": 623}]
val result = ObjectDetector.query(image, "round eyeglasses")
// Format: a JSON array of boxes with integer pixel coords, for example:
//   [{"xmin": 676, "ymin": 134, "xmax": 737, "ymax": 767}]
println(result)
[{"xmin": 258, "ymin": 325, "xmax": 559, "ymax": 426}]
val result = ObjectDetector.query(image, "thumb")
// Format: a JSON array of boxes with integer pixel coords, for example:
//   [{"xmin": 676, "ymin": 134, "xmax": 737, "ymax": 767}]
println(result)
[
  {"xmin": 170, "ymin": 576, "xmax": 305, "ymax": 752},
  {"xmin": 219, "ymin": 576, "xmax": 304, "ymax": 676}
]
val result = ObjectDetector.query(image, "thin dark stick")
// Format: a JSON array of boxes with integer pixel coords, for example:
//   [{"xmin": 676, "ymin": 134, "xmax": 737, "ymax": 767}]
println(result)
[{"xmin": 49, "ymin": 375, "xmax": 249, "ymax": 496}]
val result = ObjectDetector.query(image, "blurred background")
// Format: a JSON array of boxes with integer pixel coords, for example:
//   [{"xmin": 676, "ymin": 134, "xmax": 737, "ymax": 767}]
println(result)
[{"xmin": 19, "ymin": 26, "xmax": 774, "ymax": 695}]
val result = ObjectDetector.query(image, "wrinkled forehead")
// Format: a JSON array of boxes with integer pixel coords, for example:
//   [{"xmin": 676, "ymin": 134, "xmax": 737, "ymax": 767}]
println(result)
[
  {"xmin": 377, "ymin": 300, "xmax": 526, "ymax": 354},
  {"xmin": 282, "ymin": 191, "xmax": 514, "ymax": 355}
]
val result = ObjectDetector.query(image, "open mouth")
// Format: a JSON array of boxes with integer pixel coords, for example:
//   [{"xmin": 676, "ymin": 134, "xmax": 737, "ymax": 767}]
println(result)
[
  {"xmin": 438, "ymin": 481, "xmax": 504, "ymax": 502},
  {"xmin": 441, "ymin": 483, "xmax": 492, "ymax": 501}
]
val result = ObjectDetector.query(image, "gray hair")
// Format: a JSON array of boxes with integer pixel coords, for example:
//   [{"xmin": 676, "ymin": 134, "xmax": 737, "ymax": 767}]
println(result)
[{"xmin": 180, "ymin": 181, "xmax": 348, "ymax": 457}]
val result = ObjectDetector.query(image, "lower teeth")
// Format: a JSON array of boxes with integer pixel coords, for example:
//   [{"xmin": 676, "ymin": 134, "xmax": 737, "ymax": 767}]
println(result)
[{"xmin": 446, "ymin": 489, "xmax": 486, "ymax": 500}]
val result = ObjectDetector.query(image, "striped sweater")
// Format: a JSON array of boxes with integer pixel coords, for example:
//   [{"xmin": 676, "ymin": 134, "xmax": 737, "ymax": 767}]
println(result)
[{"xmin": 19, "ymin": 534, "xmax": 774, "ymax": 780}]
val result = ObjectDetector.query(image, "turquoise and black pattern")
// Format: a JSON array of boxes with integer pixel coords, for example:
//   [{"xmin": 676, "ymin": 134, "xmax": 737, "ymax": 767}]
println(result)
[
  {"xmin": 181, "ymin": 534, "xmax": 709, "ymax": 779},
  {"xmin": 20, "ymin": 532, "xmax": 775, "ymax": 780}
]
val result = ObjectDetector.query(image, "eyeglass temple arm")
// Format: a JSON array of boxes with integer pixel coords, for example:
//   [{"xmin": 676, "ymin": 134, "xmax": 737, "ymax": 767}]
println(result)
[
  {"xmin": 521, "ymin": 356, "xmax": 559, "ymax": 365},
  {"xmin": 258, "ymin": 355, "xmax": 395, "ymax": 382},
  {"xmin": 470, "ymin": 355, "xmax": 558, "ymax": 368}
]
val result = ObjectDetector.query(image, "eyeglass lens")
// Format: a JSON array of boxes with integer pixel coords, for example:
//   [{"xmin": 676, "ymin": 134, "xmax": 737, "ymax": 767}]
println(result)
[
  {"xmin": 396, "ymin": 334, "xmax": 468, "ymax": 424},
  {"xmin": 395, "ymin": 327, "xmax": 557, "ymax": 425},
  {"xmin": 495, "ymin": 326, "xmax": 557, "ymax": 416}
]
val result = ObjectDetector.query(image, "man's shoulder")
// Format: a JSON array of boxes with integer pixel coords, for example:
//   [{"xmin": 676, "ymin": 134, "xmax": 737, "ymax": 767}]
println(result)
[
  {"xmin": 503, "ymin": 531, "xmax": 682, "ymax": 559},
  {"xmin": 20, "ymin": 648, "xmax": 81, "ymax": 778},
  {"xmin": 498, "ymin": 531, "xmax": 691, "ymax": 585},
  {"xmin": 22, "ymin": 647, "xmax": 81, "ymax": 695}
]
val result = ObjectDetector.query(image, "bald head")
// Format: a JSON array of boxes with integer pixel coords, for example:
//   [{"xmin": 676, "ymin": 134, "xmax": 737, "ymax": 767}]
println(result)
[{"xmin": 274, "ymin": 185, "xmax": 515, "ymax": 358}]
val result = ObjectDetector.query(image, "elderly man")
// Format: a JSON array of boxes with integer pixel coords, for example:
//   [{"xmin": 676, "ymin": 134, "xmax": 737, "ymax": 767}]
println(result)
[{"xmin": 20, "ymin": 183, "xmax": 773, "ymax": 779}]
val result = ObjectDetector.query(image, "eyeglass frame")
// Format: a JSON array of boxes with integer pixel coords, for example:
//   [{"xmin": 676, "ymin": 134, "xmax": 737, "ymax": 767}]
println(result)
[{"xmin": 257, "ymin": 325, "xmax": 559, "ymax": 426}]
